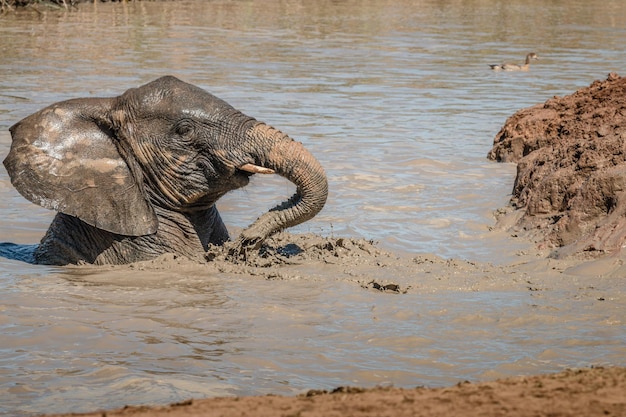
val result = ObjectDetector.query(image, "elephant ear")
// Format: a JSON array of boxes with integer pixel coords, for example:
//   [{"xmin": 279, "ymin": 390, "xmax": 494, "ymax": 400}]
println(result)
[{"xmin": 3, "ymin": 98, "xmax": 158, "ymax": 236}]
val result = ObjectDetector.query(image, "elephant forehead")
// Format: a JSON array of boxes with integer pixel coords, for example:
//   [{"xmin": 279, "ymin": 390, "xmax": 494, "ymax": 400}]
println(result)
[
  {"xmin": 167, "ymin": 94, "xmax": 231, "ymax": 119},
  {"xmin": 135, "ymin": 96, "xmax": 226, "ymax": 121},
  {"xmin": 134, "ymin": 77, "xmax": 233, "ymax": 117},
  {"xmin": 181, "ymin": 107, "xmax": 215, "ymax": 119}
]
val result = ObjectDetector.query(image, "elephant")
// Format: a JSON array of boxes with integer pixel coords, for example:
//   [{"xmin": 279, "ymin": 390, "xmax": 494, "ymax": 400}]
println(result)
[{"xmin": 3, "ymin": 76, "xmax": 328, "ymax": 265}]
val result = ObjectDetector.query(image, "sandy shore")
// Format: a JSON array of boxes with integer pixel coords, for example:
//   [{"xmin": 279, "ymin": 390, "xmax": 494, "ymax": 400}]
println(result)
[{"xmin": 44, "ymin": 367, "xmax": 626, "ymax": 417}]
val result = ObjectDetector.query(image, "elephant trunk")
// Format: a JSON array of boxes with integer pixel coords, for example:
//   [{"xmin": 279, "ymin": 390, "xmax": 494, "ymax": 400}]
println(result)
[{"xmin": 236, "ymin": 122, "xmax": 328, "ymax": 248}]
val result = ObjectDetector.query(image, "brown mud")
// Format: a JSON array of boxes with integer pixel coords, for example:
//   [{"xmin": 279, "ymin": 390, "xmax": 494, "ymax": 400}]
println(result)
[
  {"xmin": 45, "ymin": 366, "xmax": 626, "ymax": 417},
  {"xmin": 1, "ymin": 0, "xmax": 108, "ymax": 13},
  {"xmin": 116, "ymin": 232, "xmax": 596, "ymax": 294},
  {"xmin": 489, "ymin": 73, "xmax": 626, "ymax": 259}
]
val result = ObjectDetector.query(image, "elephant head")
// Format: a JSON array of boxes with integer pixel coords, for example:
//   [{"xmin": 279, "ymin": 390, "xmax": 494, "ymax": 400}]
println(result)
[{"xmin": 3, "ymin": 76, "xmax": 328, "ymax": 264}]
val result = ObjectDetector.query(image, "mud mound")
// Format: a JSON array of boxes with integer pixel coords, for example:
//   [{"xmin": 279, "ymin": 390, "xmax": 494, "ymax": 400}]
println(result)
[
  {"xmin": 2, "ymin": 0, "xmax": 91, "ymax": 11},
  {"xmin": 209, "ymin": 233, "xmax": 389, "ymax": 267},
  {"xmin": 203, "ymin": 233, "xmax": 419, "ymax": 292},
  {"xmin": 488, "ymin": 73, "xmax": 626, "ymax": 257}
]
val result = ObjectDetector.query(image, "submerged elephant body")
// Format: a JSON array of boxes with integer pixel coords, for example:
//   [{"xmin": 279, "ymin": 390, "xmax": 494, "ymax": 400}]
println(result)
[
  {"xmin": 3, "ymin": 76, "xmax": 327, "ymax": 265},
  {"xmin": 34, "ymin": 207, "xmax": 228, "ymax": 265}
]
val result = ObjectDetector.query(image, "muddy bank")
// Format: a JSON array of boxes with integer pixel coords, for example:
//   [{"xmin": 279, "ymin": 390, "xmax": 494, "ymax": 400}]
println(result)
[
  {"xmin": 1, "ymin": 0, "xmax": 109, "ymax": 12},
  {"xmin": 488, "ymin": 73, "xmax": 626, "ymax": 258},
  {"xmin": 43, "ymin": 366, "xmax": 626, "ymax": 417}
]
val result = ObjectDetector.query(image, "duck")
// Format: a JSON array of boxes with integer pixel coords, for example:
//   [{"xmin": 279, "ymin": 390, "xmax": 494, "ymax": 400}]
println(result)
[{"xmin": 489, "ymin": 52, "xmax": 538, "ymax": 71}]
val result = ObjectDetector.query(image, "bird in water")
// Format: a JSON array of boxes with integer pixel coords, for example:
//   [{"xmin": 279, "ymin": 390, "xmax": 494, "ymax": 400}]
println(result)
[{"xmin": 489, "ymin": 52, "xmax": 539, "ymax": 71}]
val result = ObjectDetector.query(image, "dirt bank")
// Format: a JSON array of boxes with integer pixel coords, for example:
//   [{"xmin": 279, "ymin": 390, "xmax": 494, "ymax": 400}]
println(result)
[
  {"xmin": 44, "ymin": 366, "xmax": 626, "ymax": 417},
  {"xmin": 488, "ymin": 73, "xmax": 626, "ymax": 258},
  {"xmin": 1, "ymin": 0, "xmax": 98, "ymax": 11}
]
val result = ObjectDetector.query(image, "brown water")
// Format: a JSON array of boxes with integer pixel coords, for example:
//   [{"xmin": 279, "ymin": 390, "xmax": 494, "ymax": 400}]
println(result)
[{"xmin": 1, "ymin": 1, "xmax": 625, "ymax": 415}]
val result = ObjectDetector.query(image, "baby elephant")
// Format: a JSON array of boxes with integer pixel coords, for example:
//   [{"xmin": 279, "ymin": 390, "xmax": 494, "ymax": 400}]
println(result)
[{"xmin": 4, "ymin": 76, "xmax": 328, "ymax": 265}]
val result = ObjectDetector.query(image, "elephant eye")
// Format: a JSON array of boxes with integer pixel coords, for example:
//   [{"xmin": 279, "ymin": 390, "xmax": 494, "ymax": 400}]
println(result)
[{"xmin": 174, "ymin": 121, "xmax": 194, "ymax": 137}]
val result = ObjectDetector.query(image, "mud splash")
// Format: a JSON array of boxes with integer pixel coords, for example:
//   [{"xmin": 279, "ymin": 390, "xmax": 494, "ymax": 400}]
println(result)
[{"xmin": 117, "ymin": 231, "xmax": 625, "ymax": 295}]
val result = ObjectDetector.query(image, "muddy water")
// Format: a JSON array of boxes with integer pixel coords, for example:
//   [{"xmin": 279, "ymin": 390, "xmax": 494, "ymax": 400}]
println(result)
[{"xmin": 1, "ymin": 0, "xmax": 625, "ymax": 415}]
